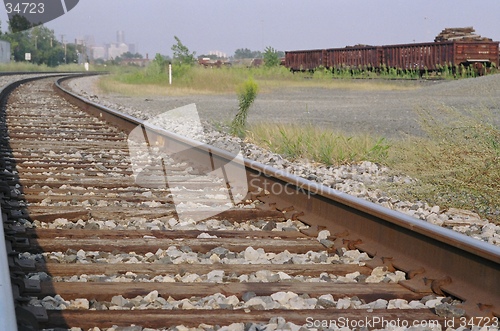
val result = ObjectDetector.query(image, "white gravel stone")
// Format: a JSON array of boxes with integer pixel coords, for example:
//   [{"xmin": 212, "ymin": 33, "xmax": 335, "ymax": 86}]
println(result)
[
  {"xmin": 68, "ymin": 298, "xmax": 89, "ymax": 310},
  {"xmin": 425, "ymin": 297, "xmax": 445, "ymax": 308},
  {"xmin": 316, "ymin": 229, "xmax": 330, "ymax": 241},
  {"xmin": 219, "ymin": 323, "xmax": 244, "ymax": 331},
  {"xmin": 387, "ymin": 298, "xmax": 411, "ymax": 309},
  {"xmin": 206, "ymin": 270, "xmax": 224, "ymax": 282},
  {"xmin": 270, "ymin": 291, "xmax": 298, "ymax": 305},
  {"xmin": 336, "ymin": 297, "xmax": 352, "ymax": 309},
  {"xmin": 143, "ymin": 290, "xmax": 159, "ymax": 302}
]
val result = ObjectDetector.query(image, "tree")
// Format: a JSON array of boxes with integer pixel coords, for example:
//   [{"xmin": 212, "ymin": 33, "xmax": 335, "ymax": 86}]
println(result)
[
  {"xmin": 0, "ymin": 23, "xmax": 77, "ymax": 66},
  {"xmin": 263, "ymin": 46, "xmax": 280, "ymax": 67},
  {"xmin": 171, "ymin": 36, "xmax": 196, "ymax": 65},
  {"xmin": 234, "ymin": 48, "xmax": 262, "ymax": 59}
]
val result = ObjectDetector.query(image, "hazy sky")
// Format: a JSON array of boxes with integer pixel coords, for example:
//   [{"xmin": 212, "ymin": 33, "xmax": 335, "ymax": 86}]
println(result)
[{"xmin": 1, "ymin": 0, "xmax": 500, "ymax": 58}]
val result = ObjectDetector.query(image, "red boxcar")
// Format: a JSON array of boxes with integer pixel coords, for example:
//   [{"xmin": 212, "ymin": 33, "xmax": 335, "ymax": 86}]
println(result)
[
  {"xmin": 381, "ymin": 41, "xmax": 499, "ymax": 70},
  {"xmin": 326, "ymin": 46, "xmax": 381, "ymax": 69},
  {"xmin": 285, "ymin": 49, "xmax": 327, "ymax": 71},
  {"xmin": 285, "ymin": 40, "xmax": 499, "ymax": 73}
]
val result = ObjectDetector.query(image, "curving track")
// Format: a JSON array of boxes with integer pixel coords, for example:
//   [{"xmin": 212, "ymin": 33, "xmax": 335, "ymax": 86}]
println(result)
[{"xmin": 0, "ymin": 74, "xmax": 499, "ymax": 330}]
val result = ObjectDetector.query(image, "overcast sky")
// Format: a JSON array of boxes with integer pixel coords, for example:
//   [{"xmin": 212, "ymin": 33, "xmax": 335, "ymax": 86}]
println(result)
[{"xmin": 1, "ymin": 0, "xmax": 500, "ymax": 58}]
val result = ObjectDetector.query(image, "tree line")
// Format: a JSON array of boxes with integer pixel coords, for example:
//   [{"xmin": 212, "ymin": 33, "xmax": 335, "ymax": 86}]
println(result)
[{"xmin": 0, "ymin": 20, "xmax": 81, "ymax": 66}]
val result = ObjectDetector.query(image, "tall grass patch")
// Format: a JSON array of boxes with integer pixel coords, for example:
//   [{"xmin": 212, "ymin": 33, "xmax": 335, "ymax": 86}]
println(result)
[{"xmin": 248, "ymin": 123, "xmax": 390, "ymax": 165}]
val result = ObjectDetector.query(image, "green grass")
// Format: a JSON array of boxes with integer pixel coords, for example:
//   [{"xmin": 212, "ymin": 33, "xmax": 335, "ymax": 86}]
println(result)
[{"xmin": 248, "ymin": 124, "xmax": 390, "ymax": 166}]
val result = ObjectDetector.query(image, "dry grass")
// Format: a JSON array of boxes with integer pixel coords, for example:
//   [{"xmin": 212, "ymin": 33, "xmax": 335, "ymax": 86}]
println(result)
[
  {"xmin": 384, "ymin": 105, "xmax": 500, "ymax": 222},
  {"xmin": 97, "ymin": 76, "xmax": 220, "ymax": 96},
  {"xmin": 247, "ymin": 123, "xmax": 390, "ymax": 166}
]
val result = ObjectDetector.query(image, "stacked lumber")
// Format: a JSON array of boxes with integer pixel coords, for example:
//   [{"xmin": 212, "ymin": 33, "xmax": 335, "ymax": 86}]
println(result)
[{"xmin": 434, "ymin": 27, "xmax": 493, "ymax": 42}]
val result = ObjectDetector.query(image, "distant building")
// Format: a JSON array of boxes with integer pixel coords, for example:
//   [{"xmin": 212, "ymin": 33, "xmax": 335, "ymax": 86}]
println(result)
[
  {"xmin": 208, "ymin": 50, "xmax": 228, "ymax": 59},
  {"xmin": 107, "ymin": 42, "xmax": 129, "ymax": 60},
  {"xmin": 0, "ymin": 41, "xmax": 10, "ymax": 63},
  {"xmin": 128, "ymin": 43, "xmax": 137, "ymax": 55},
  {"xmin": 88, "ymin": 31, "xmax": 137, "ymax": 61},
  {"xmin": 92, "ymin": 46, "xmax": 106, "ymax": 60}
]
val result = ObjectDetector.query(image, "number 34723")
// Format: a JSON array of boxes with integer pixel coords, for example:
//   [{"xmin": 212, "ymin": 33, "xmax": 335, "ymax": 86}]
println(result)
[{"xmin": 5, "ymin": 2, "xmax": 45, "ymax": 14}]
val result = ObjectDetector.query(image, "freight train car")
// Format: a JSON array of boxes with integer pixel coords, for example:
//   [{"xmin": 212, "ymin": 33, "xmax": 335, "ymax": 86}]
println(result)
[
  {"xmin": 381, "ymin": 41, "xmax": 499, "ymax": 72},
  {"xmin": 285, "ymin": 49, "xmax": 326, "ymax": 72},
  {"xmin": 285, "ymin": 40, "xmax": 499, "ymax": 75},
  {"xmin": 325, "ymin": 45, "xmax": 381, "ymax": 70}
]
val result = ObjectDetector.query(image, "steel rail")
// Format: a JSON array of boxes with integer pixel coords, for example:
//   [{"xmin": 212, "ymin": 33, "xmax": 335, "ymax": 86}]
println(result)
[
  {"xmin": 0, "ymin": 73, "xmax": 98, "ymax": 331},
  {"xmin": 0, "ymin": 75, "xmax": 50, "ymax": 331},
  {"xmin": 0, "ymin": 206, "xmax": 17, "ymax": 331},
  {"xmin": 0, "ymin": 74, "xmax": 65, "ymax": 331},
  {"xmin": 53, "ymin": 75, "xmax": 500, "ymax": 319}
]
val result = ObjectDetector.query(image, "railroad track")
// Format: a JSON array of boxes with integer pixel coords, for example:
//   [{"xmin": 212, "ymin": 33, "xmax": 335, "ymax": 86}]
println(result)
[{"xmin": 0, "ymin": 74, "xmax": 499, "ymax": 331}]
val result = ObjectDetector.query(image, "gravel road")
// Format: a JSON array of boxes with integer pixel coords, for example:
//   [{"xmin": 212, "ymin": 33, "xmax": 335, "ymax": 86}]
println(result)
[{"xmin": 73, "ymin": 74, "xmax": 500, "ymax": 139}]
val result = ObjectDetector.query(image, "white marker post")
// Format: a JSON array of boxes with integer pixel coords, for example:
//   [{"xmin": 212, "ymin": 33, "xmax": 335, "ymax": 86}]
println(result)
[{"xmin": 169, "ymin": 63, "xmax": 172, "ymax": 85}]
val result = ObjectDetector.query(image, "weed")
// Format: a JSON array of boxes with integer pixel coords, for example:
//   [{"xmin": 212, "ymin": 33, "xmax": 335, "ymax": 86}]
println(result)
[{"xmin": 230, "ymin": 78, "xmax": 259, "ymax": 138}]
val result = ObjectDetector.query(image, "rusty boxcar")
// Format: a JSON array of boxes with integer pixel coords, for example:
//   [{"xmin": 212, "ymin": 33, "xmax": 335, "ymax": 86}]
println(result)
[
  {"xmin": 381, "ymin": 41, "xmax": 499, "ymax": 71},
  {"xmin": 326, "ymin": 45, "xmax": 381, "ymax": 70},
  {"xmin": 285, "ymin": 40, "xmax": 499, "ymax": 74},
  {"xmin": 285, "ymin": 49, "xmax": 327, "ymax": 71}
]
